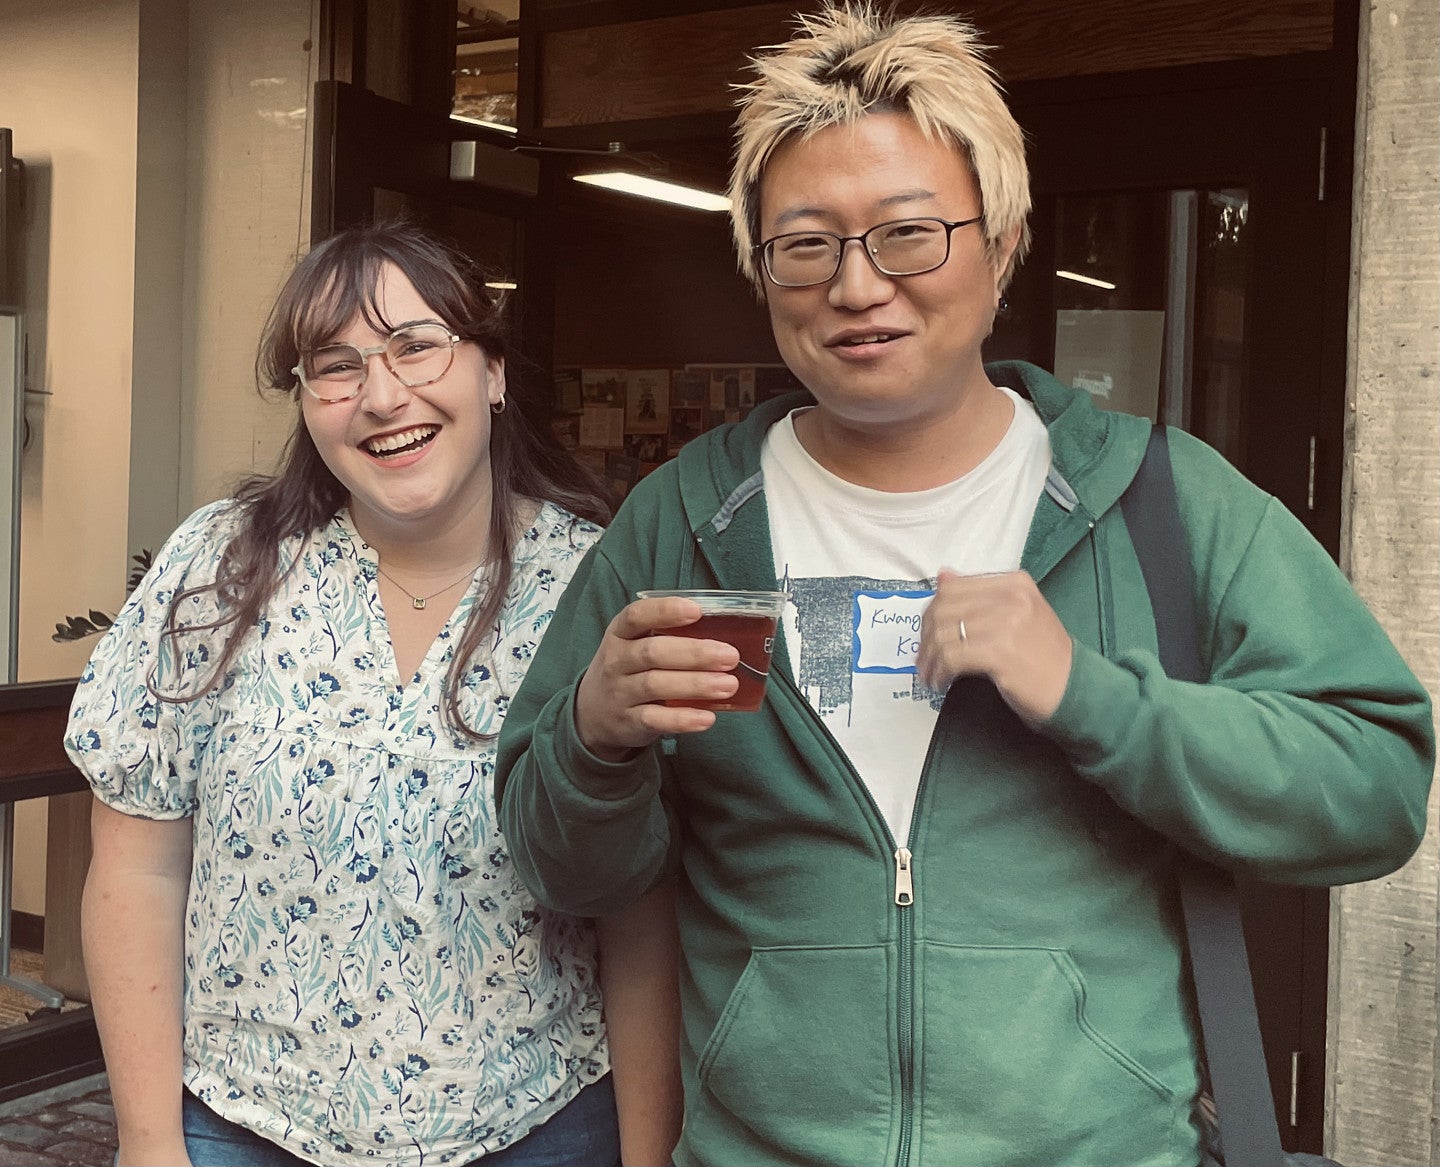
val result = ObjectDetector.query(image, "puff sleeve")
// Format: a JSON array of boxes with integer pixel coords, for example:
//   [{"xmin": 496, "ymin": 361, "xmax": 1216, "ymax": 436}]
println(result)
[{"xmin": 65, "ymin": 501, "xmax": 242, "ymax": 819}]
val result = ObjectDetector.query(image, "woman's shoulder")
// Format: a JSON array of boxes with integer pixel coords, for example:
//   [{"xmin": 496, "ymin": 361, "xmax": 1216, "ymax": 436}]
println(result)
[
  {"xmin": 173, "ymin": 497, "xmax": 246, "ymax": 540},
  {"xmin": 525, "ymin": 500, "xmax": 605, "ymax": 555},
  {"xmin": 145, "ymin": 498, "xmax": 247, "ymax": 580},
  {"xmin": 500, "ymin": 501, "xmax": 605, "ymax": 610}
]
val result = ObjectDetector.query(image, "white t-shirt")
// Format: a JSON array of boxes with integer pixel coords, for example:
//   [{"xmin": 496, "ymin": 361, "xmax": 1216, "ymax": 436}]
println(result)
[{"xmin": 760, "ymin": 386, "xmax": 1051, "ymax": 844}]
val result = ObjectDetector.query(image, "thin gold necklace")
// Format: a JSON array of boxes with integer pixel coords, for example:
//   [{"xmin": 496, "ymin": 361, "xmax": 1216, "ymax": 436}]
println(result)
[{"xmin": 375, "ymin": 562, "xmax": 483, "ymax": 610}]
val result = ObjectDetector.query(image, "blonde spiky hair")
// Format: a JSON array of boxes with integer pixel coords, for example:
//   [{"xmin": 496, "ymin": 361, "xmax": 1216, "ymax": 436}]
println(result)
[{"xmin": 729, "ymin": 2, "xmax": 1031, "ymax": 292}]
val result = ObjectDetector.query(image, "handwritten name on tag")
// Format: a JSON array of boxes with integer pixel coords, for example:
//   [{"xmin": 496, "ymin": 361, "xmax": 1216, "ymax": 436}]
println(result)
[{"xmin": 851, "ymin": 590, "xmax": 933, "ymax": 673}]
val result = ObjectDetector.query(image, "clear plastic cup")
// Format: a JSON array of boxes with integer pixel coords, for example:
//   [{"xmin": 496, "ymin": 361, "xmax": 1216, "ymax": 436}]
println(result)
[{"xmin": 637, "ymin": 589, "xmax": 786, "ymax": 712}]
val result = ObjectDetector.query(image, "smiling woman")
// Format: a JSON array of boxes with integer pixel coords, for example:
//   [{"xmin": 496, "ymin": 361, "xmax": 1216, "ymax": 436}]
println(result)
[
  {"xmin": 58, "ymin": 222, "xmax": 691, "ymax": 1167},
  {"xmin": 248, "ymin": 223, "xmax": 611, "ymax": 719},
  {"xmin": 292, "ymin": 263, "xmax": 509, "ymax": 668}
]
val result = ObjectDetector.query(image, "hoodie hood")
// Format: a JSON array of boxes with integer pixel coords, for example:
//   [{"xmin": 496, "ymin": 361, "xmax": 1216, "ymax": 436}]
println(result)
[{"xmin": 671, "ymin": 360, "xmax": 1153, "ymax": 588}]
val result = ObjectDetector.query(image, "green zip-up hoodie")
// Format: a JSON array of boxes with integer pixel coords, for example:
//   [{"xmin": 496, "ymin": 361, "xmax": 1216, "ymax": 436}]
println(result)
[{"xmin": 497, "ymin": 361, "xmax": 1432, "ymax": 1167}]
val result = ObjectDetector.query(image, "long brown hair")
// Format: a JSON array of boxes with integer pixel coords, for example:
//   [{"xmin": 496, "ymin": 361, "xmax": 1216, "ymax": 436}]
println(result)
[{"xmin": 158, "ymin": 221, "xmax": 612, "ymax": 739}]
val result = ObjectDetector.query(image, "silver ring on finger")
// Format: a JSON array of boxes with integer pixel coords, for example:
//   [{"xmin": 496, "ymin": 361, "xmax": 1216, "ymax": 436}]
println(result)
[{"xmin": 958, "ymin": 618, "xmax": 967, "ymax": 643}]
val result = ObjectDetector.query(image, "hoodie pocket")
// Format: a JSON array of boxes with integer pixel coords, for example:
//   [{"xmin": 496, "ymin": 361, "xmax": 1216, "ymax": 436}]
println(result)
[
  {"xmin": 916, "ymin": 943, "xmax": 1179, "ymax": 1166},
  {"xmin": 693, "ymin": 944, "xmax": 896, "ymax": 1166}
]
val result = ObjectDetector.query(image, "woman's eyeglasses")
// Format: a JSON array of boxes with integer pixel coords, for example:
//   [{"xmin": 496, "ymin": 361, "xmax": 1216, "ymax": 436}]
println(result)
[{"xmin": 294, "ymin": 322, "xmax": 462, "ymax": 403}]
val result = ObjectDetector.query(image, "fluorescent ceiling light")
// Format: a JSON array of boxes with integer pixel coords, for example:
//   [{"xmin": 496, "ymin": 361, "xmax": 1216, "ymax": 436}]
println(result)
[
  {"xmin": 485, "ymin": 280, "xmax": 518, "ymax": 290},
  {"xmin": 1056, "ymin": 269, "xmax": 1116, "ymax": 290},
  {"xmin": 574, "ymin": 172, "xmax": 731, "ymax": 212},
  {"xmin": 450, "ymin": 114, "xmax": 519, "ymax": 135}
]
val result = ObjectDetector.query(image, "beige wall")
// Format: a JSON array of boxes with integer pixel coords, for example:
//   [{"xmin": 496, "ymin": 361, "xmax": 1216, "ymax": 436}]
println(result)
[
  {"xmin": 128, "ymin": 0, "xmax": 312, "ymax": 544},
  {"xmin": 0, "ymin": 0, "xmax": 141, "ymax": 915},
  {"xmin": 1329, "ymin": 0, "xmax": 1440, "ymax": 1161},
  {"xmin": 0, "ymin": 0, "xmax": 311, "ymax": 918}
]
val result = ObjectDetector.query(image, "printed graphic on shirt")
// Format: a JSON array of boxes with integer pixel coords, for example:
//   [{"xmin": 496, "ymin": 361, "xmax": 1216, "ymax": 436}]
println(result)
[{"xmin": 787, "ymin": 574, "xmax": 945, "ymax": 717}]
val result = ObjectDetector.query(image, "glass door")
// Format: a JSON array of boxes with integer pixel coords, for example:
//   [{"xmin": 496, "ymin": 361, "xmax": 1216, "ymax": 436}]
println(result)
[
  {"xmin": 1047, "ymin": 186, "xmax": 1253, "ymax": 466},
  {"xmin": 994, "ymin": 69, "xmax": 1336, "ymax": 552}
]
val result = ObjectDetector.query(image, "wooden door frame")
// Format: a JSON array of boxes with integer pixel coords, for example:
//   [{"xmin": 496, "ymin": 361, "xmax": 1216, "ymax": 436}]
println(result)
[{"xmin": 316, "ymin": 0, "xmax": 456, "ymax": 116}]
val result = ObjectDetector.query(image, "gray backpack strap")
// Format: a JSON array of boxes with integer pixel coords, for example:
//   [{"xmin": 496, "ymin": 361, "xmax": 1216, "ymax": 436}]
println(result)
[{"xmin": 1121, "ymin": 424, "xmax": 1286, "ymax": 1167}]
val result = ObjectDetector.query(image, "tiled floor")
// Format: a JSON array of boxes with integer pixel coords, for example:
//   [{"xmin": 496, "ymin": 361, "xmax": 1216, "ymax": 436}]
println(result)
[{"xmin": 0, "ymin": 1073, "xmax": 115, "ymax": 1166}]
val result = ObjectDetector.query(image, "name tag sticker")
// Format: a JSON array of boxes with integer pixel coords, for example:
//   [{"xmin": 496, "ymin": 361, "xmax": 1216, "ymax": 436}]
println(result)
[{"xmin": 852, "ymin": 590, "xmax": 933, "ymax": 673}]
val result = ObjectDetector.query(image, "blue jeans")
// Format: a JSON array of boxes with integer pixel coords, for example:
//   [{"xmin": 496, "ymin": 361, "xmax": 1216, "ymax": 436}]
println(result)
[{"xmin": 176, "ymin": 1075, "xmax": 620, "ymax": 1167}]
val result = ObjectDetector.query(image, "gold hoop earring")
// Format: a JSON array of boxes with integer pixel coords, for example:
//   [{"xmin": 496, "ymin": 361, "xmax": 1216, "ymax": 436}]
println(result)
[{"xmin": 491, "ymin": 396, "xmax": 506, "ymax": 415}]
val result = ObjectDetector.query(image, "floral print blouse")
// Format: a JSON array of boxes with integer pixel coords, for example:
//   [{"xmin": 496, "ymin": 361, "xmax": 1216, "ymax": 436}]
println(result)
[{"xmin": 66, "ymin": 499, "xmax": 608, "ymax": 1166}]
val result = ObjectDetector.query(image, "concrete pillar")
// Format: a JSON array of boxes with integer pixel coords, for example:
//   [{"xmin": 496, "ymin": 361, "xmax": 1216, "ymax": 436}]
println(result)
[
  {"xmin": 1328, "ymin": 0, "xmax": 1440, "ymax": 1161},
  {"xmin": 178, "ymin": 0, "xmax": 315, "ymax": 511}
]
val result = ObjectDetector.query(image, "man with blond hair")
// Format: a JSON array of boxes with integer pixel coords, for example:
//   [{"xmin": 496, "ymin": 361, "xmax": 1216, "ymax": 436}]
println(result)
[{"xmin": 497, "ymin": 5, "xmax": 1434, "ymax": 1164}]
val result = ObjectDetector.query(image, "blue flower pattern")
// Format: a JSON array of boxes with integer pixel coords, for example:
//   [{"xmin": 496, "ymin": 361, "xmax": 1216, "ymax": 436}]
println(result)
[{"xmin": 66, "ymin": 500, "xmax": 607, "ymax": 1166}]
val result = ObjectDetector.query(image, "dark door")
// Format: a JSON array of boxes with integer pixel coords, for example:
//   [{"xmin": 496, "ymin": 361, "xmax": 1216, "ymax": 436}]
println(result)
[
  {"xmin": 990, "ymin": 61, "xmax": 1342, "ymax": 1152},
  {"xmin": 310, "ymin": 79, "xmax": 556, "ymax": 380}
]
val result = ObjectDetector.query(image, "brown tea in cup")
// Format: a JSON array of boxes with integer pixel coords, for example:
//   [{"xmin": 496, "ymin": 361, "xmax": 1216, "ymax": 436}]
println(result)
[{"xmin": 638, "ymin": 589, "xmax": 786, "ymax": 712}]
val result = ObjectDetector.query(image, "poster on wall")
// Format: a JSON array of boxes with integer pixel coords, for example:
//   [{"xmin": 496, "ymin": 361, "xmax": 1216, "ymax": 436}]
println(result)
[
  {"xmin": 554, "ymin": 369, "xmax": 583, "ymax": 414},
  {"xmin": 579, "ymin": 406, "xmax": 625, "ymax": 449},
  {"xmin": 668, "ymin": 406, "xmax": 707, "ymax": 454},
  {"xmin": 569, "ymin": 363, "xmax": 801, "ymax": 485},
  {"xmin": 625, "ymin": 433, "xmax": 667, "ymax": 474},
  {"xmin": 623, "ymin": 369, "xmax": 670, "ymax": 435},
  {"xmin": 581, "ymin": 368, "xmax": 626, "ymax": 408},
  {"xmin": 605, "ymin": 452, "xmax": 640, "ymax": 496},
  {"xmin": 550, "ymin": 414, "xmax": 581, "ymax": 451},
  {"xmin": 672, "ymin": 369, "xmax": 708, "ymax": 409},
  {"xmin": 686, "ymin": 364, "xmax": 759, "ymax": 427}
]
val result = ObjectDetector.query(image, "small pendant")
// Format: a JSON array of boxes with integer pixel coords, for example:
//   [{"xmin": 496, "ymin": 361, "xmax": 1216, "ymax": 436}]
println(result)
[{"xmin": 413, "ymin": 597, "xmax": 426, "ymax": 610}]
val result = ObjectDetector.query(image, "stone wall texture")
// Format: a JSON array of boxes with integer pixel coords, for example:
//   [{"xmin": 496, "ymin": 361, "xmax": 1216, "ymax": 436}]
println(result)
[{"xmin": 1329, "ymin": 0, "xmax": 1440, "ymax": 1162}]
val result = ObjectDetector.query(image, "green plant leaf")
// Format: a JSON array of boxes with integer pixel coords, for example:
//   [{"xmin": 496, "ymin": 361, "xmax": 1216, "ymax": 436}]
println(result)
[
  {"xmin": 53, "ymin": 614, "xmax": 111, "ymax": 642},
  {"xmin": 53, "ymin": 546, "xmax": 152, "ymax": 642},
  {"xmin": 126, "ymin": 549, "xmax": 153, "ymax": 595}
]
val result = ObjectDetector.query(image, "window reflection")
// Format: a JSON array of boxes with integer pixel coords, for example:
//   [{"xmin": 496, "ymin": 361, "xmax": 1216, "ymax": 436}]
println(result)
[
  {"xmin": 1194, "ymin": 189, "xmax": 1250, "ymax": 464},
  {"xmin": 453, "ymin": 4, "xmax": 519, "ymax": 132},
  {"xmin": 1048, "ymin": 187, "xmax": 1251, "ymax": 463}
]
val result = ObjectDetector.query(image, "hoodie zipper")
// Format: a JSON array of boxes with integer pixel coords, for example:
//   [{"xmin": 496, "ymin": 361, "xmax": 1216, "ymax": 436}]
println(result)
[
  {"xmin": 895, "ymin": 724, "xmax": 946, "ymax": 1167},
  {"xmin": 770, "ymin": 665, "xmax": 943, "ymax": 1167},
  {"xmin": 894, "ymin": 844, "xmax": 916, "ymax": 1166}
]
